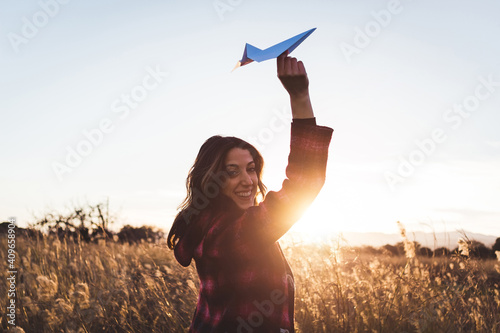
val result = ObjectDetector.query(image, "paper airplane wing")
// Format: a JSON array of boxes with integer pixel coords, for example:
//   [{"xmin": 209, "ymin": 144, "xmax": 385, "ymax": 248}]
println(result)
[{"xmin": 234, "ymin": 28, "xmax": 316, "ymax": 70}]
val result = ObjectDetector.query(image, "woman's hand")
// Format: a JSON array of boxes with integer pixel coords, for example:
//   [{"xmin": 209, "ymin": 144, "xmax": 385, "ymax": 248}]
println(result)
[
  {"xmin": 277, "ymin": 51, "xmax": 309, "ymax": 98},
  {"xmin": 277, "ymin": 52, "xmax": 314, "ymax": 119}
]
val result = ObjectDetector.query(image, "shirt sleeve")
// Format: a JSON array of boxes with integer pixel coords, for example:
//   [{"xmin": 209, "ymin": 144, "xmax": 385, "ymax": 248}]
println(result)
[{"xmin": 205, "ymin": 121, "xmax": 333, "ymax": 260}]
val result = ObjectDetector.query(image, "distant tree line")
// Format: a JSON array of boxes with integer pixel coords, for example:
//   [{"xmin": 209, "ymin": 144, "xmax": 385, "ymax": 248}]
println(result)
[
  {"xmin": 356, "ymin": 239, "xmax": 500, "ymax": 260},
  {"xmin": 0, "ymin": 201, "xmax": 164, "ymax": 244}
]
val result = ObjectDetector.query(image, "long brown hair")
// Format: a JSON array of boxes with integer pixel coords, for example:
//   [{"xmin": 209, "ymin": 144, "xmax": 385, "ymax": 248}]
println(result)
[{"xmin": 167, "ymin": 136, "xmax": 267, "ymax": 250}]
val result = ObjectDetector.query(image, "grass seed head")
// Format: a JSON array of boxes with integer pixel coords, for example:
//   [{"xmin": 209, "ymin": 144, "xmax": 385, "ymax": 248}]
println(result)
[{"xmin": 36, "ymin": 275, "xmax": 58, "ymax": 301}]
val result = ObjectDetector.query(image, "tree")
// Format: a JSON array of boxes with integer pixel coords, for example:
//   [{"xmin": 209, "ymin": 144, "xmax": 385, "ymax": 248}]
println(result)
[
  {"xmin": 469, "ymin": 241, "xmax": 495, "ymax": 259},
  {"xmin": 381, "ymin": 244, "xmax": 400, "ymax": 257},
  {"xmin": 434, "ymin": 247, "xmax": 451, "ymax": 257},
  {"xmin": 418, "ymin": 247, "xmax": 433, "ymax": 257},
  {"xmin": 117, "ymin": 225, "xmax": 164, "ymax": 244},
  {"xmin": 456, "ymin": 239, "xmax": 495, "ymax": 259},
  {"xmin": 32, "ymin": 201, "xmax": 115, "ymax": 242},
  {"xmin": 492, "ymin": 237, "xmax": 500, "ymax": 252}
]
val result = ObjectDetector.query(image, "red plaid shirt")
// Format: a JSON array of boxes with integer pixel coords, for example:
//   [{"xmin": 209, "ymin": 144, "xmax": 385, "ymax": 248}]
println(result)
[{"xmin": 174, "ymin": 121, "xmax": 333, "ymax": 332}]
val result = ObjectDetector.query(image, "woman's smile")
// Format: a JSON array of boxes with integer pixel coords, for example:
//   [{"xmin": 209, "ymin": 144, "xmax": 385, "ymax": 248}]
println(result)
[{"xmin": 235, "ymin": 191, "xmax": 252, "ymax": 197}]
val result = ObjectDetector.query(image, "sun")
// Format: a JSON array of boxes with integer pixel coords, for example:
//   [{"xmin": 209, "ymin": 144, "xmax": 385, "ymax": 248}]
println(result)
[{"xmin": 288, "ymin": 198, "xmax": 342, "ymax": 244}]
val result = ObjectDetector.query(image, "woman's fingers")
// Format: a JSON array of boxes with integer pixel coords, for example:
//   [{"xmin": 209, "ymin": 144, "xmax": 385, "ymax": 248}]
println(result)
[
  {"xmin": 277, "ymin": 52, "xmax": 287, "ymax": 76},
  {"xmin": 297, "ymin": 61, "xmax": 306, "ymax": 75},
  {"xmin": 290, "ymin": 57, "xmax": 299, "ymax": 74},
  {"xmin": 284, "ymin": 56, "xmax": 294, "ymax": 75},
  {"xmin": 278, "ymin": 53, "xmax": 303, "ymax": 76}
]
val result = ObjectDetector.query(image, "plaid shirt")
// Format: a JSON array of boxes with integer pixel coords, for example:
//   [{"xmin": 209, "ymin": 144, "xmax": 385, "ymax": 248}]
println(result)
[{"xmin": 174, "ymin": 121, "xmax": 333, "ymax": 332}]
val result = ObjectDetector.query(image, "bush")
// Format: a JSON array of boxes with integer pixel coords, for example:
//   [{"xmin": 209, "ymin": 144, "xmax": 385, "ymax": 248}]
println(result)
[{"xmin": 117, "ymin": 225, "xmax": 164, "ymax": 244}]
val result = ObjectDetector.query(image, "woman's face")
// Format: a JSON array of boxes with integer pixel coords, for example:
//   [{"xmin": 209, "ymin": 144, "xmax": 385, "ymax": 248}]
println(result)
[{"xmin": 221, "ymin": 148, "xmax": 258, "ymax": 210}]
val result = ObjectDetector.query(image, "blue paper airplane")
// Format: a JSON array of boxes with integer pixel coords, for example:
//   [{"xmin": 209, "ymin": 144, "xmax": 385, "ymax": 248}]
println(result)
[{"xmin": 233, "ymin": 28, "xmax": 316, "ymax": 70}]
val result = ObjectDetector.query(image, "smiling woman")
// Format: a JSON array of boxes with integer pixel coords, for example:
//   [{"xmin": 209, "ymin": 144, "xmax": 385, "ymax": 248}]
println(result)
[{"xmin": 167, "ymin": 52, "xmax": 333, "ymax": 332}]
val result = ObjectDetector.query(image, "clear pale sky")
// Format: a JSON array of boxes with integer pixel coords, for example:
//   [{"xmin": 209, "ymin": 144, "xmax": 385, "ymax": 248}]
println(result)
[{"xmin": 2, "ymin": 0, "xmax": 499, "ymax": 240}]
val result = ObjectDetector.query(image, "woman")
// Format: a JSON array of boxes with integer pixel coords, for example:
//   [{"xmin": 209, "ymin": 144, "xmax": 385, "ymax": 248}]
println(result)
[{"xmin": 168, "ymin": 52, "xmax": 333, "ymax": 332}]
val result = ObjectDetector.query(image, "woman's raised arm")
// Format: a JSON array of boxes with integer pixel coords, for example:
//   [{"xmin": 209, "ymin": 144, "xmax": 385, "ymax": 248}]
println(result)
[{"xmin": 199, "ymin": 56, "xmax": 333, "ymax": 259}]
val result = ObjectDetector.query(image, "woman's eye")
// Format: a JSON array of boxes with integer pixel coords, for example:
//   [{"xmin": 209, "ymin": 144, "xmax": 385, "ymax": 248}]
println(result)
[
  {"xmin": 248, "ymin": 167, "xmax": 256, "ymax": 173},
  {"xmin": 226, "ymin": 169, "xmax": 239, "ymax": 177}
]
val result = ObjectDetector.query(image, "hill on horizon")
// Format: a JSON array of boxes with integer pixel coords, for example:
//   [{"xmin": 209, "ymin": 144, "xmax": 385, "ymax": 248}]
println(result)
[
  {"xmin": 338, "ymin": 230, "xmax": 496, "ymax": 249},
  {"xmin": 287, "ymin": 230, "xmax": 498, "ymax": 249}
]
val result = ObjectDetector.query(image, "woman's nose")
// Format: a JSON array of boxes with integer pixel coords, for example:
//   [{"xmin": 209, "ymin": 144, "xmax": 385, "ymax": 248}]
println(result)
[{"xmin": 240, "ymin": 171, "xmax": 253, "ymax": 185}]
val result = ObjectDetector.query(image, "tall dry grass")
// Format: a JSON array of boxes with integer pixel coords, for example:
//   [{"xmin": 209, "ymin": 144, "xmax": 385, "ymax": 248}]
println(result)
[
  {"xmin": 285, "ymin": 239, "xmax": 500, "ymax": 332},
  {"xmin": 0, "ymin": 235, "xmax": 198, "ymax": 332},
  {"xmin": 1, "ymin": 230, "xmax": 499, "ymax": 332}
]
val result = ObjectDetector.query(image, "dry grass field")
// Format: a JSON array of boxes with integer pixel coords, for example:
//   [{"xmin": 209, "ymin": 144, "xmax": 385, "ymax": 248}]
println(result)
[{"xmin": 1, "ymin": 231, "xmax": 499, "ymax": 332}]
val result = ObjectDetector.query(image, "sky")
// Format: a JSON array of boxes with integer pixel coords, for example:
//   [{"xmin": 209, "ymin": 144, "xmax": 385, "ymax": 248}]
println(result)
[{"xmin": 2, "ymin": 0, "xmax": 500, "ymax": 241}]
